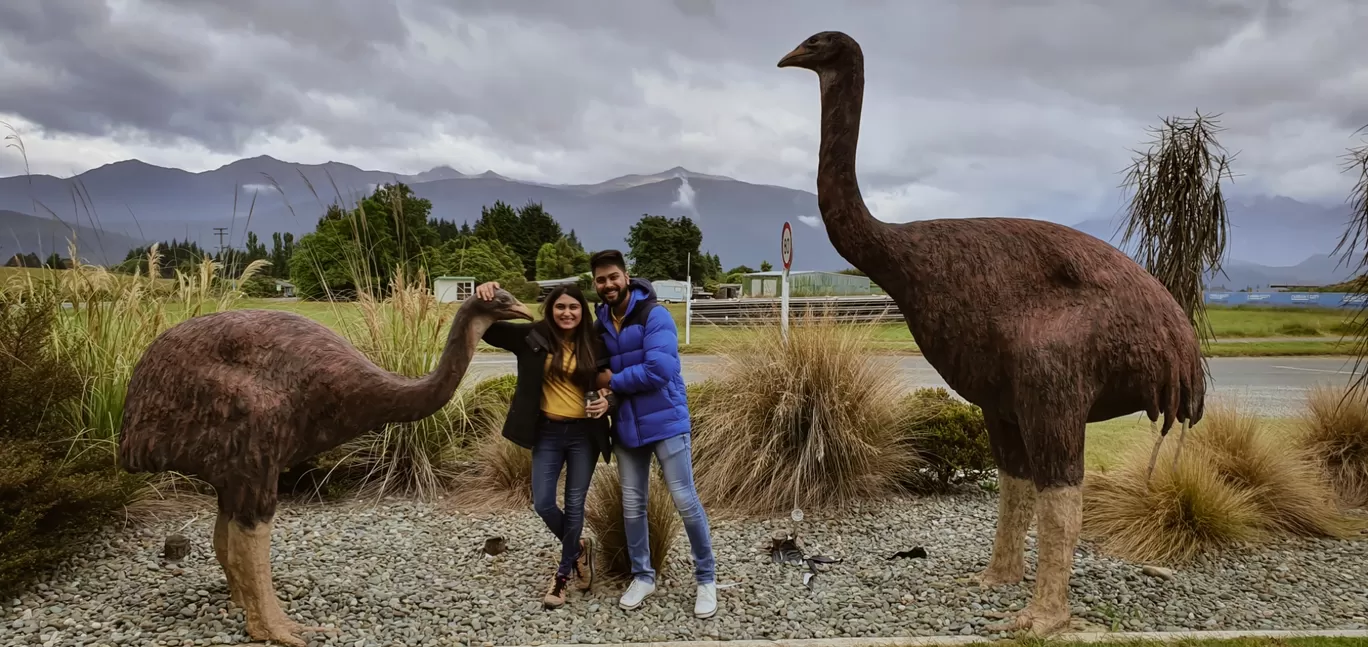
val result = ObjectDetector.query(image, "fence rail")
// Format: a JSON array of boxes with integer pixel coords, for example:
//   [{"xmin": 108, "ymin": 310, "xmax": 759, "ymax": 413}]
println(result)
[
  {"xmin": 687, "ymin": 290, "xmax": 1364, "ymax": 327},
  {"xmin": 687, "ymin": 295, "xmax": 904, "ymax": 326}
]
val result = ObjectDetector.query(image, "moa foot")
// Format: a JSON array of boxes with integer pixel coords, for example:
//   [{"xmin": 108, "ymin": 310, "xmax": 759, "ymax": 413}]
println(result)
[
  {"xmin": 970, "ymin": 565, "xmax": 1024, "ymax": 588},
  {"xmin": 984, "ymin": 604, "xmax": 1071, "ymax": 637},
  {"xmin": 246, "ymin": 615, "xmax": 336, "ymax": 647}
]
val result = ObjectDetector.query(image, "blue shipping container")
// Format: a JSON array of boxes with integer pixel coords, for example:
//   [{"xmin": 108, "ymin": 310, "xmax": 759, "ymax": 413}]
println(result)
[{"xmin": 1204, "ymin": 291, "xmax": 1367, "ymax": 309}]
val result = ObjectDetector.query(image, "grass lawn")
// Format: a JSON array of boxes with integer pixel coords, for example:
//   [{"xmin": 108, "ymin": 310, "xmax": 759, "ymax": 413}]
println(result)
[
  {"xmin": 1000, "ymin": 638, "xmax": 1365, "ymax": 647},
  {"xmin": 1082, "ymin": 415, "xmax": 1296, "ymax": 470}
]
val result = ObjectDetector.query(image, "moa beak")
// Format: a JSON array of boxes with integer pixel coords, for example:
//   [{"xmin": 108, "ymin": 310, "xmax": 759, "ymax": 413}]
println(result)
[
  {"xmin": 777, "ymin": 44, "xmax": 811, "ymax": 68},
  {"xmin": 511, "ymin": 302, "xmax": 535, "ymax": 321}
]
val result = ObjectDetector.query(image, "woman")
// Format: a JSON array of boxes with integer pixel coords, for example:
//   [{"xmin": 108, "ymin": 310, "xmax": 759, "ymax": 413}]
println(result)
[{"xmin": 475, "ymin": 281, "xmax": 614, "ymax": 610}]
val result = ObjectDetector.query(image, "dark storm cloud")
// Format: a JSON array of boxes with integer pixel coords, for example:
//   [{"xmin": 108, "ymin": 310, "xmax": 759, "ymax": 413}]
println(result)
[{"xmin": 1, "ymin": 0, "xmax": 1367, "ymax": 219}]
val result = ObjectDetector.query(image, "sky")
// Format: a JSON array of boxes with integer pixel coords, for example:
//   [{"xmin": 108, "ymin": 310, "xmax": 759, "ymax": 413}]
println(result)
[{"xmin": 2, "ymin": 0, "xmax": 1368, "ymax": 226}]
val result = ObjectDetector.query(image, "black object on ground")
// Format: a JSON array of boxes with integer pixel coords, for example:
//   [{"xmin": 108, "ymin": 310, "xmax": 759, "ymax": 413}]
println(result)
[
  {"xmin": 888, "ymin": 546, "xmax": 927, "ymax": 560},
  {"xmin": 771, "ymin": 533, "xmax": 843, "ymax": 588},
  {"xmin": 482, "ymin": 536, "xmax": 508, "ymax": 557}
]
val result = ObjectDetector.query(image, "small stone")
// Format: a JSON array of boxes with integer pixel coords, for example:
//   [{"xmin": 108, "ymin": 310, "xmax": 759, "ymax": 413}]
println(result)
[{"xmin": 1142, "ymin": 565, "xmax": 1176, "ymax": 580}]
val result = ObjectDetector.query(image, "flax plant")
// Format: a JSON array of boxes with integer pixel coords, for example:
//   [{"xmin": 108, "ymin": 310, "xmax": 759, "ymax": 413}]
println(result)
[{"xmin": 1120, "ymin": 111, "xmax": 1234, "ymax": 349}]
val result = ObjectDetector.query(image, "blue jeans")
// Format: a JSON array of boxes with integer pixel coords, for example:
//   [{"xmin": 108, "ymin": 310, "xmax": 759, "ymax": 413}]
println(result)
[
  {"xmin": 531, "ymin": 418, "xmax": 599, "ymax": 579},
  {"xmin": 614, "ymin": 433, "xmax": 716, "ymax": 585}
]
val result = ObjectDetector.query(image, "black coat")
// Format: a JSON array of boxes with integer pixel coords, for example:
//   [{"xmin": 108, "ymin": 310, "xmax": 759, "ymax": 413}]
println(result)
[{"xmin": 481, "ymin": 321, "xmax": 614, "ymax": 463}]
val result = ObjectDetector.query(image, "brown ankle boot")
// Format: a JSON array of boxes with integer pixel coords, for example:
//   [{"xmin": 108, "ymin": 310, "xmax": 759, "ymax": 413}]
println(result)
[
  {"xmin": 543, "ymin": 574, "xmax": 569, "ymax": 609},
  {"xmin": 574, "ymin": 537, "xmax": 595, "ymax": 592}
]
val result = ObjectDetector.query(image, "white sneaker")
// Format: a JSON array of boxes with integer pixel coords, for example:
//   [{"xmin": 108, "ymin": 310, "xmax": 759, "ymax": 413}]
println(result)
[
  {"xmin": 618, "ymin": 578, "xmax": 655, "ymax": 610},
  {"xmin": 694, "ymin": 583, "xmax": 717, "ymax": 619}
]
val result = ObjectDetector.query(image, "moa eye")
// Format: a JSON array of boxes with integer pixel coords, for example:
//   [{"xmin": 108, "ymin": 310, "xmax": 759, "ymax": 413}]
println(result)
[{"xmin": 807, "ymin": 35, "xmax": 819, "ymax": 45}]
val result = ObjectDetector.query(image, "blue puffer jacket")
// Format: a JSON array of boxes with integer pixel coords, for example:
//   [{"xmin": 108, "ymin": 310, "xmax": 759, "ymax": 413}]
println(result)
[{"xmin": 595, "ymin": 278, "xmax": 691, "ymax": 448}]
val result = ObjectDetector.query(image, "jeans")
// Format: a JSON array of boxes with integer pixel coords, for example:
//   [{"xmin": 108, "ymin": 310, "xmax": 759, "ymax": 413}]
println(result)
[
  {"xmin": 531, "ymin": 418, "xmax": 599, "ymax": 579},
  {"xmin": 614, "ymin": 433, "xmax": 716, "ymax": 585}
]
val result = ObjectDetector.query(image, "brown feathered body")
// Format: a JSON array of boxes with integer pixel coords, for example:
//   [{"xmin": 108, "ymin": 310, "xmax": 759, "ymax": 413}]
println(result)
[
  {"xmin": 118, "ymin": 298, "xmax": 502, "ymax": 524},
  {"xmin": 862, "ymin": 216, "xmax": 1206, "ymax": 433}
]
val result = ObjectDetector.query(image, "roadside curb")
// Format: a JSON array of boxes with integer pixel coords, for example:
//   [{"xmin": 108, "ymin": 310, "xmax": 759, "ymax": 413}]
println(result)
[{"xmin": 520, "ymin": 629, "xmax": 1368, "ymax": 647}]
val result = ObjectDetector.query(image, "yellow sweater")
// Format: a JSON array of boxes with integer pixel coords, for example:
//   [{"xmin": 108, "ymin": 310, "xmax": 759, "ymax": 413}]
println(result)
[{"xmin": 542, "ymin": 343, "xmax": 587, "ymax": 419}]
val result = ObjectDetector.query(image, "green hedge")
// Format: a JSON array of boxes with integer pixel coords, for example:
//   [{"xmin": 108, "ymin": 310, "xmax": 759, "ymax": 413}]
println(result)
[
  {"xmin": 0, "ymin": 289, "xmax": 145, "ymax": 596},
  {"xmin": 899, "ymin": 387, "xmax": 995, "ymax": 493}
]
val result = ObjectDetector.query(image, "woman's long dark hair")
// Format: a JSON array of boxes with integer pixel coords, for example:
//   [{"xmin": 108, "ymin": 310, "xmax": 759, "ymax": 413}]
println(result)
[{"xmin": 536, "ymin": 284, "xmax": 599, "ymax": 391}]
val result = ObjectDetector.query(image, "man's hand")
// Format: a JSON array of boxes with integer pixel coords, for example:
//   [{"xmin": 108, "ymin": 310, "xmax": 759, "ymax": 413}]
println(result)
[
  {"xmin": 585, "ymin": 394, "xmax": 610, "ymax": 418},
  {"xmin": 475, "ymin": 281, "xmax": 501, "ymax": 301}
]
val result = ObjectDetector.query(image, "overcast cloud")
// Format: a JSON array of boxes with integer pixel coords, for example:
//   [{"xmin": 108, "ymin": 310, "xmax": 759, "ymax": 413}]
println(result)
[{"xmin": 2, "ymin": 0, "xmax": 1367, "ymax": 224}]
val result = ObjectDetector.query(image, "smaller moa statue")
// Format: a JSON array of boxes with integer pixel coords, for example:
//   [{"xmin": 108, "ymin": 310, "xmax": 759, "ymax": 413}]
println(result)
[{"xmin": 118, "ymin": 289, "xmax": 533, "ymax": 646}]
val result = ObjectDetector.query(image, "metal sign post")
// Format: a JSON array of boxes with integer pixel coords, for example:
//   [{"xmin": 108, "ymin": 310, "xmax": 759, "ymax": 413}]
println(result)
[
  {"xmin": 781, "ymin": 222, "xmax": 793, "ymax": 341},
  {"xmin": 685, "ymin": 253, "xmax": 692, "ymax": 345}
]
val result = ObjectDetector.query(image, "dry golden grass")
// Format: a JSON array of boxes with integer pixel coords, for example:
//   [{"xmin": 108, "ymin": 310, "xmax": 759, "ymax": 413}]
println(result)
[
  {"xmin": 584, "ymin": 465, "xmax": 679, "ymax": 581},
  {"xmin": 1084, "ymin": 401, "xmax": 1360, "ymax": 565},
  {"xmin": 1298, "ymin": 385, "xmax": 1368, "ymax": 509},
  {"xmin": 1084, "ymin": 440, "xmax": 1265, "ymax": 565},
  {"xmin": 689, "ymin": 311, "xmax": 920, "ymax": 516},
  {"xmin": 1193, "ymin": 403, "xmax": 1358, "ymax": 538},
  {"xmin": 447, "ymin": 429, "xmax": 535, "ymax": 511}
]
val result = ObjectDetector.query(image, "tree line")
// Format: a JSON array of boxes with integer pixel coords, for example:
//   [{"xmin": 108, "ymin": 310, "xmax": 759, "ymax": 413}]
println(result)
[{"xmin": 100, "ymin": 182, "xmax": 775, "ymax": 301}]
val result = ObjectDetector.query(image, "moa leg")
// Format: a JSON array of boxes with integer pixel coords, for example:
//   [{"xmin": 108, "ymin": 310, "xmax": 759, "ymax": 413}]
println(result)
[
  {"xmin": 1169, "ymin": 421, "xmax": 1190, "ymax": 473},
  {"xmin": 988, "ymin": 407, "xmax": 1085, "ymax": 637},
  {"xmin": 211, "ymin": 507, "xmax": 243, "ymax": 607},
  {"xmin": 973, "ymin": 414, "xmax": 1035, "ymax": 587},
  {"xmin": 1144, "ymin": 418, "xmax": 1164, "ymax": 485},
  {"xmin": 219, "ymin": 479, "xmax": 330, "ymax": 647}
]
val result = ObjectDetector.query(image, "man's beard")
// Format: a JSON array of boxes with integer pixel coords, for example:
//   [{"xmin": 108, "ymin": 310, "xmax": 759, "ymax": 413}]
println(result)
[{"xmin": 601, "ymin": 287, "xmax": 627, "ymax": 308}]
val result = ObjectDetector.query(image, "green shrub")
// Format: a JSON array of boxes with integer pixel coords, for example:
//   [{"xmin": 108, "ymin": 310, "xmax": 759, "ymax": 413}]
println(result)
[
  {"xmin": 898, "ymin": 388, "xmax": 995, "ymax": 493},
  {"xmin": 0, "ymin": 288, "xmax": 145, "ymax": 596}
]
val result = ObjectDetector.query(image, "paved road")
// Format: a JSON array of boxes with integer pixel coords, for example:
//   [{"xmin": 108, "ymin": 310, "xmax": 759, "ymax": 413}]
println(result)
[{"xmin": 467, "ymin": 355, "xmax": 1366, "ymax": 417}]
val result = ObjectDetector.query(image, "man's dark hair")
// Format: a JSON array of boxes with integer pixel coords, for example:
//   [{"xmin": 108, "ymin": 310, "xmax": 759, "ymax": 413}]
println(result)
[{"xmin": 589, "ymin": 249, "xmax": 627, "ymax": 274}]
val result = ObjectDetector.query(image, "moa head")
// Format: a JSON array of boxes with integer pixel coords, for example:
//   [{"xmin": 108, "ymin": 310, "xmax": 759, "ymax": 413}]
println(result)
[
  {"xmin": 474, "ymin": 288, "xmax": 535, "ymax": 321},
  {"xmin": 776, "ymin": 31, "xmax": 863, "ymax": 73}
]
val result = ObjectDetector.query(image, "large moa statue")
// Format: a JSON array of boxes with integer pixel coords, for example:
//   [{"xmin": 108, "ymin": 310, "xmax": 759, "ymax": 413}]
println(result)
[
  {"xmin": 118, "ymin": 289, "xmax": 533, "ymax": 646},
  {"xmin": 778, "ymin": 31, "xmax": 1206, "ymax": 635}
]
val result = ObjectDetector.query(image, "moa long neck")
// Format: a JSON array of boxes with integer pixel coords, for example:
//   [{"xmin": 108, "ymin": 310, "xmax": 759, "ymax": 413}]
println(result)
[
  {"xmin": 368, "ymin": 302, "xmax": 491, "ymax": 427},
  {"xmin": 815, "ymin": 56, "xmax": 896, "ymax": 277}
]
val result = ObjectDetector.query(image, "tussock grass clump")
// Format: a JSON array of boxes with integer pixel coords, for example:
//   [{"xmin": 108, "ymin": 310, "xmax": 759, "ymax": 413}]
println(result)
[
  {"xmin": 1084, "ymin": 402, "xmax": 1359, "ymax": 565},
  {"xmin": 1083, "ymin": 441, "xmax": 1264, "ymax": 565},
  {"xmin": 448, "ymin": 430, "xmax": 535, "ymax": 511},
  {"xmin": 445, "ymin": 374, "xmax": 530, "ymax": 511},
  {"xmin": 1193, "ymin": 404, "xmax": 1356, "ymax": 537},
  {"xmin": 584, "ymin": 466, "xmax": 679, "ymax": 581},
  {"xmin": 1298, "ymin": 385, "xmax": 1368, "ymax": 508},
  {"xmin": 689, "ymin": 312, "xmax": 919, "ymax": 515}
]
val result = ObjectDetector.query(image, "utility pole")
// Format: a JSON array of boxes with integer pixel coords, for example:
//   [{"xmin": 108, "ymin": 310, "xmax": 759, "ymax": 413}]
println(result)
[{"xmin": 212, "ymin": 227, "xmax": 229, "ymax": 257}]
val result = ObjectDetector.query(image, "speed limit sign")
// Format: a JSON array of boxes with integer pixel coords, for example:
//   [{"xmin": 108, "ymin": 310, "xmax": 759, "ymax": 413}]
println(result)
[{"xmin": 781, "ymin": 222, "xmax": 793, "ymax": 271}]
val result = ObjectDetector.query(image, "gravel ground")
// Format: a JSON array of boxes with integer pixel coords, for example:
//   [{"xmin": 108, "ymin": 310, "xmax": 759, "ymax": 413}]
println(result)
[{"xmin": 4, "ymin": 493, "xmax": 1368, "ymax": 647}]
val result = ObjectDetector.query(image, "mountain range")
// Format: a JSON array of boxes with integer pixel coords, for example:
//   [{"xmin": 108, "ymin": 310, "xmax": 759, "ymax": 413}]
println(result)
[{"xmin": 0, "ymin": 156, "xmax": 1359, "ymax": 288}]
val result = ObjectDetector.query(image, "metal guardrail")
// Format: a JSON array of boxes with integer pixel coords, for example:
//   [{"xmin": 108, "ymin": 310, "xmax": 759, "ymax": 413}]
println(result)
[{"xmin": 687, "ymin": 295, "xmax": 904, "ymax": 326}]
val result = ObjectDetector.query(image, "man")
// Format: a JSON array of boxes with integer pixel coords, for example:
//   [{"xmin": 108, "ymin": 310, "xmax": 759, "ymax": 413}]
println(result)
[{"xmin": 589, "ymin": 249, "xmax": 718, "ymax": 619}]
